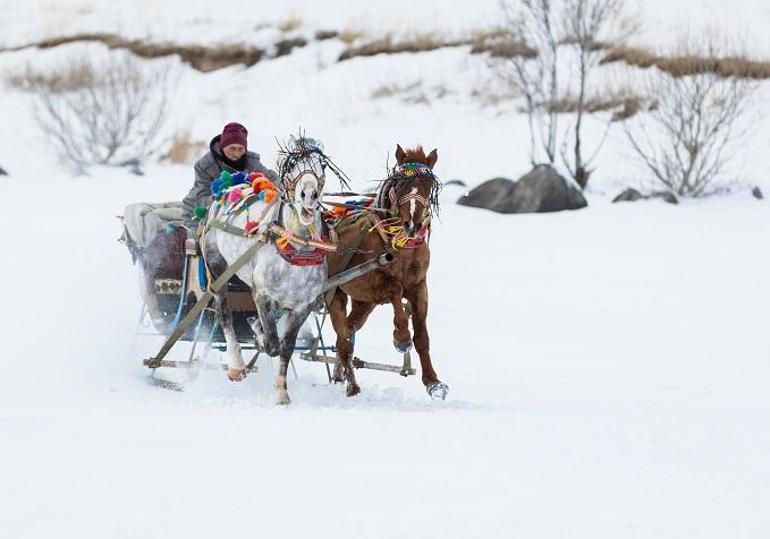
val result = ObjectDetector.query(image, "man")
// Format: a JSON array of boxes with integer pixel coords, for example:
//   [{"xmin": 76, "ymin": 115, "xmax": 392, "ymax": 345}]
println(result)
[{"xmin": 182, "ymin": 122, "xmax": 280, "ymax": 218}]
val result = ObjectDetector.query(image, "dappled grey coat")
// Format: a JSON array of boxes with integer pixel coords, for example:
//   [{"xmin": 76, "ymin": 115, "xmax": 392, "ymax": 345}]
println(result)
[{"xmin": 182, "ymin": 135, "xmax": 281, "ymax": 217}]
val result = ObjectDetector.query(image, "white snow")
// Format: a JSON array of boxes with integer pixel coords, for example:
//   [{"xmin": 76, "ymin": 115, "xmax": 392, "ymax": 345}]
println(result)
[{"xmin": 1, "ymin": 1, "xmax": 769, "ymax": 537}]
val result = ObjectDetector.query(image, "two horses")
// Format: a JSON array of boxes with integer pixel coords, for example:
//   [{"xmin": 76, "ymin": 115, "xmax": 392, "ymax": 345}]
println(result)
[{"xmin": 202, "ymin": 139, "xmax": 446, "ymax": 403}]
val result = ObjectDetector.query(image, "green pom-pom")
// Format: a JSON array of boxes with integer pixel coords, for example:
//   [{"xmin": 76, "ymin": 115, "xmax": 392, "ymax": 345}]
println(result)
[
  {"xmin": 193, "ymin": 206, "xmax": 207, "ymax": 220},
  {"xmin": 220, "ymin": 171, "xmax": 232, "ymax": 181}
]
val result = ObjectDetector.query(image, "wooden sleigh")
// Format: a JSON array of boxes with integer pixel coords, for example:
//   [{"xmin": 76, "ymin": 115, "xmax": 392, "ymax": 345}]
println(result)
[{"xmin": 121, "ymin": 220, "xmax": 416, "ymax": 390}]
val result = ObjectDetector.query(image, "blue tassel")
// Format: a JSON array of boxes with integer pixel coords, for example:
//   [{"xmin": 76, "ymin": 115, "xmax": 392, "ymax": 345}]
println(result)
[
  {"xmin": 165, "ymin": 222, "xmax": 176, "ymax": 234},
  {"xmin": 211, "ymin": 179, "xmax": 222, "ymax": 195}
]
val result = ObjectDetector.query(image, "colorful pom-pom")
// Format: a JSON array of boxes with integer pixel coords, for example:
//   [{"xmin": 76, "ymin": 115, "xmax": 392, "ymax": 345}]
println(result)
[
  {"xmin": 165, "ymin": 222, "xmax": 176, "ymax": 234},
  {"xmin": 193, "ymin": 206, "xmax": 207, "ymax": 220},
  {"xmin": 211, "ymin": 179, "xmax": 222, "ymax": 195},
  {"xmin": 228, "ymin": 188, "xmax": 243, "ymax": 203},
  {"xmin": 220, "ymin": 171, "xmax": 232, "ymax": 181},
  {"xmin": 232, "ymin": 171, "xmax": 248, "ymax": 185},
  {"xmin": 264, "ymin": 190, "xmax": 276, "ymax": 204}
]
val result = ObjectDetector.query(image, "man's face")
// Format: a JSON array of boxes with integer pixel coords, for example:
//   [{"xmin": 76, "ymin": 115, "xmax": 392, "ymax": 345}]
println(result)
[{"xmin": 222, "ymin": 144, "xmax": 246, "ymax": 161}]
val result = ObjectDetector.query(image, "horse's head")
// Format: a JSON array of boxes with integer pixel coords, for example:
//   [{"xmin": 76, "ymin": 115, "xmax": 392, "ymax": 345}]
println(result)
[
  {"xmin": 279, "ymin": 136, "xmax": 326, "ymax": 226},
  {"xmin": 385, "ymin": 144, "xmax": 440, "ymax": 238}
]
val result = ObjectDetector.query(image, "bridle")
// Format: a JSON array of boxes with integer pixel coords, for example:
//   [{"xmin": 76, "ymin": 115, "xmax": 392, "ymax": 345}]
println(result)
[{"xmin": 385, "ymin": 162, "xmax": 438, "ymax": 219}]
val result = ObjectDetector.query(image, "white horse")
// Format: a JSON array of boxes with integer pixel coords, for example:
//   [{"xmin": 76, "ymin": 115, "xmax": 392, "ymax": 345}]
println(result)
[{"xmin": 202, "ymin": 137, "xmax": 334, "ymax": 404}]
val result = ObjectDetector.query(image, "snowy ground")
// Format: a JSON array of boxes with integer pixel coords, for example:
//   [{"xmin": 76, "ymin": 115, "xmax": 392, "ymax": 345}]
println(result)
[
  {"xmin": 0, "ymin": 170, "xmax": 768, "ymax": 538},
  {"xmin": 1, "ymin": 1, "xmax": 770, "ymax": 537}
]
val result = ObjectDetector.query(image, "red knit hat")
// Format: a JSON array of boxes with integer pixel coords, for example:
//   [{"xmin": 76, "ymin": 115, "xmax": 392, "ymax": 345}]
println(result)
[{"xmin": 220, "ymin": 122, "xmax": 248, "ymax": 150}]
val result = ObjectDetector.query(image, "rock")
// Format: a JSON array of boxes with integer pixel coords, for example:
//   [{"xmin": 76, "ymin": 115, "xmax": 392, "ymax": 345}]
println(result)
[
  {"xmin": 0, "ymin": 164, "xmax": 7, "ymax": 176},
  {"xmin": 651, "ymin": 191, "xmax": 678, "ymax": 204},
  {"xmin": 457, "ymin": 165, "xmax": 587, "ymax": 214},
  {"xmin": 612, "ymin": 188, "xmax": 644, "ymax": 203},
  {"xmin": 752, "ymin": 186, "xmax": 764, "ymax": 200},
  {"xmin": 612, "ymin": 188, "xmax": 677, "ymax": 205}
]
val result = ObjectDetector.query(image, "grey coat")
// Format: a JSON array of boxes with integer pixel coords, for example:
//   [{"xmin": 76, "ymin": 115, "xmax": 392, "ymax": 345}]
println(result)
[{"xmin": 182, "ymin": 135, "xmax": 281, "ymax": 217}]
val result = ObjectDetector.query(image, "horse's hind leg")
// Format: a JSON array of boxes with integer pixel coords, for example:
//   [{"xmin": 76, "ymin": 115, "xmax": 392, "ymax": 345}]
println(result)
[
  {"xmin": 407, "ymin": 284, "xmax": 448, "ymax": 400},
  {"xmin": 213, "ymin": 292, "xmax": 247, "ymax": 381},
  {"xmin": 274, "ymin": 308, "xmax": 309, "ymax": 405},
  {"xmin": 328, "ymin": 289, "xmax": 360, "ymax": 396}
]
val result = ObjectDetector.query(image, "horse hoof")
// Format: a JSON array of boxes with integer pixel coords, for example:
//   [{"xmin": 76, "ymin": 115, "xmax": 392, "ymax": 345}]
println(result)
[
  {"xmin": 346, "ymin": 383, "xmax": 361, "ymax": 397},
  {"xmin": 227, "ymin": 368, "xmax": 247, "ymax": 382},
  {"xmin": 393, "ymin": 339, "xmax": 413, "ymax": 353},
  {"xmin": 426, "ymin": 381, "xmax": 448, "ymax": 400},
  {"xmin": 276, "ymin": 393, "xmax": 291, "ymax": 406}
]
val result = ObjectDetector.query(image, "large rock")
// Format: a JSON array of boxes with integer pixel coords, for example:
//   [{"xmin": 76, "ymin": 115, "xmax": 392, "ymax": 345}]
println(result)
[{"xmin": 457, "ymin": 165, "xmax": 587, "ymax": 214}]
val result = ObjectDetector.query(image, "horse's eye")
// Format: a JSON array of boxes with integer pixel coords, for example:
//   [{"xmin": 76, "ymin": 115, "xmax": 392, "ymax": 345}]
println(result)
[
  {"xmin": 301, "ymin": 191, "xmax": 306, "ymax": 199},
  {"xmin": 313, "ymin": 192, "xmax": 318, "ymax": 200}
]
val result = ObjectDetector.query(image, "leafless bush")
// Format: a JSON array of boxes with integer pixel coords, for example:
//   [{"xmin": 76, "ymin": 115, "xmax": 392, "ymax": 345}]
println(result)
[
  {"xmin": 26, "ymin": 52, "xmax": 176, "ymax": 171},
  {"xmin": 623, "ymin": 64, "xmax": 757, "ymax": 196},
  {"xmin": 497, "ymin": 0, "xmax": 635, "ymax": 188}
]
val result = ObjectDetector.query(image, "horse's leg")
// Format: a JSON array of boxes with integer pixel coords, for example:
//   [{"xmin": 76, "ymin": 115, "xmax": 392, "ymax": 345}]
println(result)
[
  {"xmin": 328, "ymin": 289, "xmax": 360, "ymax": 396},
  {"xmin": 407, "ymin": 283, "xmax": 448, "ymax": 400},
  {"xmin": 274, "ymin": 308, "xmax": 309, "ymax": 405},
  {"xmin": 213, "ymin": 292, "xmax": 247, "ymax": 382},
  {"xmin": 387, "ymin": 280, "xmax": 412, "ymax": 353},
  {"xmin": 347, "ymin": 299, "xmax": 375, "ymax": 333},
  {"xmin": 254, "ymin": 294, "xmax": 280, "ymax": 357},
  {"xmin": 202, "ymin": 238, "xmax": 246, "ymax": 381}
]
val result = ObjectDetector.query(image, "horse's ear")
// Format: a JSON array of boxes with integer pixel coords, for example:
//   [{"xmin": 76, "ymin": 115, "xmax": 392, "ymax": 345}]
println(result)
[
  {"xmin": 395, "ymin": 144, "xmax": 406, "ymax": 164},
  {"xmin": 426, "ymin": 148, "xmax": 438, "ymax": 169}
]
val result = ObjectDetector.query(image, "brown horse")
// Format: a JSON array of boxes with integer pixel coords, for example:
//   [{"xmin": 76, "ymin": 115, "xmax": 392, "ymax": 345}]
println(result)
[{"xmin": 326, "ymin": 145, "xmax": 448, "ymax": 399}]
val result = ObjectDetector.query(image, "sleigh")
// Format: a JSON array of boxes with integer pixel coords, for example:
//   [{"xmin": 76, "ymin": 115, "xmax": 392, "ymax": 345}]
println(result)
[{"xmin": 119, "ymin": 202, "xmax": 415, "ymax": 389}]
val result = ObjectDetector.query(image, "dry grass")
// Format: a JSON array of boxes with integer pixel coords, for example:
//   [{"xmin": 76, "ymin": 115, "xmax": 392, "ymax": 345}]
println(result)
[
  {"xmin": 166, "ymin": 131, "xmax": 207, "ymax": 165},
  {"xmin": 602, "ymin": 45, "xmax": 770, "ymax": 79},
  {"xmin": 315, "ymin": 30, "xmax": 339, "ymax": 41},
  {"xmin": 338, "ymin": 29, "xmax": 364, "ymax": 45},
  {"xmin": 546, "ymin": 92, "xmax": 643, "ymax": 121},
  {"xmin": 3, "ymin": 33, "xmax": 265, "ymax": 72},
  {"xmin": 274, "ymin": 37, "xmax": 308, "ymax": 58},
  {"xmin": 339, "ymin": 34, "xmax": 469, "ymax": 61},
  {"xmin": 277, "ymin": 16, "xmax": 302, "ymax": 33},
  {"xmin": 470, "ymin": 29, "xmax": 537, "ymax": 59}
]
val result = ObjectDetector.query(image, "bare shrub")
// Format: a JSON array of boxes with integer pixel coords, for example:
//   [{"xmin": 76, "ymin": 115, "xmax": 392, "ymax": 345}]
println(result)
[
  {"xmin": 623, "ymin": 58, "xmax": 757, "ymax": 196},
  {"xmin": 497, "ymin": 0, "xmax": 635, "ymax": 188},
  {"xmin": 26, "ymin": 52, "xmax": 176, "ymax": 171}
]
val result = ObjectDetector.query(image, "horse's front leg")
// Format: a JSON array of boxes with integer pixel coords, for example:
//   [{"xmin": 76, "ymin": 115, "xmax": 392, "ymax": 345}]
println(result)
[
  {"xmin": 387, "ymin": 280, "xmax": 412, "ymax": 353},
  {"xmin": 407, "ymin": 283, "xmax": 448, "ymax": 400},
  {"xmin": 254, "ymin": 294, "xmax": 280, "ymax": 357},
  {"xmin": 328, "ymin": 289, "xmax": 360, "ymax": 396},
  {"xmin": 213, "ymin": 292, "xmax": 247, "ymax": 382},
  {"xmin": 274, "ymin": 307, "xmax": 310, "ymax": 405}
]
